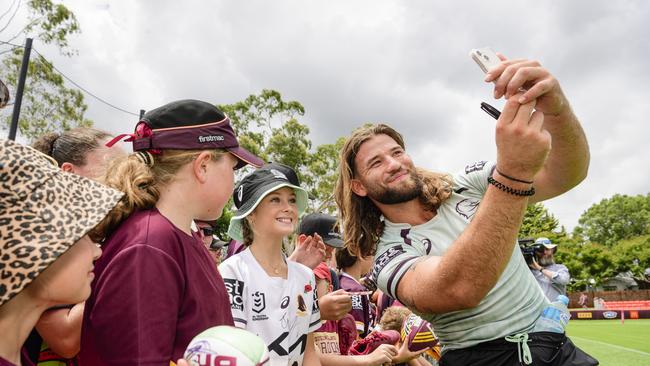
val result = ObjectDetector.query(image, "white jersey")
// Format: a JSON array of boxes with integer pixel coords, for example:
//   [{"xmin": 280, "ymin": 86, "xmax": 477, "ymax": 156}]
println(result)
[
  {"xmin": 219, "ymin": 248, "xmax": 321, "ymax": 366},
  {"xmin": 373, "ymin": 161, "xmax": 548, "ymax": 351}
]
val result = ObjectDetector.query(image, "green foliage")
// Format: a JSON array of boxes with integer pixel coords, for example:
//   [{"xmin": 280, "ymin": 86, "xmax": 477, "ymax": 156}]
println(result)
[
  {"xmin": 1, "ymin": 0, "xmax": 91, "ymax": 139},
  {"xmin": 556, "ymin": 240, "xmax": 616, "ymax": 292},
  {"xmin": 23, "ymin": 0, "xmax": 80, "ymax": 54},
  {"xmin": 573, "ymin": 193, "xmax": 650, "ymax": 247},
  {"xmin": 518, "ymin": 202, "xmax": 561, "ymax": 238},
  {"xmin": 214, "ymin": 89, "xmax": 345, "ymax": 238},
  {"xmin": 610, "ymin": 234, "xmax": 650, "ymax": 279}
]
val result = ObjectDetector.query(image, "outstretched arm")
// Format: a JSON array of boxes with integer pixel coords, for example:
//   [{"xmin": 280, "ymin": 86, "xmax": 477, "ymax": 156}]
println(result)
[
  {"xmin": 397, "ymin": 94, "xmax": 551, "ymax": 314},
  {"xmin": 486, "ymin": 55, "xmax": 589, "ymax": 202}
]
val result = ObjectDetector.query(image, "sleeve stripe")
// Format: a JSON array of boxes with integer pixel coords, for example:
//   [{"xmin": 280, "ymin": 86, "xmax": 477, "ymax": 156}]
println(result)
[
  {"xmin": 386, "ymin": 256, "xmax": 419, "ymax": 299},
  {"xmin": 233, "ymin": 317, "xmax": 248, "ymax": 325},
  {"xmin": 309, "ymin": 319, "xmax": 322, "ymax": 327}
]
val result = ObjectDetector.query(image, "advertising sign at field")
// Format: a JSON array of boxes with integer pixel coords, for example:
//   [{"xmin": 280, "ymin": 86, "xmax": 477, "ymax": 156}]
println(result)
[
  {"xmin": 602, "ymin": 311, "xmax": 618, "ymax": 319},
  {"xmin": 577, "ymin": 312, "xmax": 593, "ymax": 319}
]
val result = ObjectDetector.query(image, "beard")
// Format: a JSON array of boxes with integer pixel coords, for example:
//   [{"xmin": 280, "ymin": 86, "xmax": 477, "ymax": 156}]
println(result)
[
  {"xmin": 538, "ymin": 255, "xmax": 555, "ymax": 267},
  {"xmin": 365, "ymin": 170, "xmax": 423, "ymax": 204}
]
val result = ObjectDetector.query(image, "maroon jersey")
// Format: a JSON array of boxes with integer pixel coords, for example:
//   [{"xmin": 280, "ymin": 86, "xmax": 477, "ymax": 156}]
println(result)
[
  {"xmin": 338, "ymin": 272, "xmax": 375, "ymax": 337},
  {"xmin": 81, "ymin": 209, "xmax": 234, "ymax": 365}
]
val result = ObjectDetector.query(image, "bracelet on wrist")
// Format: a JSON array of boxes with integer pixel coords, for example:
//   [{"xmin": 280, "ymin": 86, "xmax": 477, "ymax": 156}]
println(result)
[
  {"xmin": 495, "ymin": 168, "xmax": 534, "ymax": 184},
  {"xmin": 487, "ymin": 176, "xmax": 535, "ymax": 197}
]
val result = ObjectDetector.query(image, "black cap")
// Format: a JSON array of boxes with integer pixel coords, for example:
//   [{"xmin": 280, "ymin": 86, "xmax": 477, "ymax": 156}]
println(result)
[
  {"xmin": 106, "ymin": 99, "xmax": 263, "ymax": 169},
  {"xmin": 227, "ymin": 163, "xmax": 309, "ymax": 242},
  {"xmin": 298, "ymin": 213, "xmax": 344, "ymax": 248}
]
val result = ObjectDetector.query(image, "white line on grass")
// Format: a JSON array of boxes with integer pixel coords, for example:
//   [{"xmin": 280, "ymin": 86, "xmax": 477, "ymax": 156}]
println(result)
[{"xmin": 570, "ymin": 336, "xmax": 650, "ymax": 357}]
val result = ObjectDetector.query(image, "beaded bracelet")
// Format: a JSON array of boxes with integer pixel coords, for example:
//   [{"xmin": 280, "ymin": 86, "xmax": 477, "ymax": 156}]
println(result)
[{"xmin": 487, "ymin": 176, "xmax": 535, "ymax": 197}]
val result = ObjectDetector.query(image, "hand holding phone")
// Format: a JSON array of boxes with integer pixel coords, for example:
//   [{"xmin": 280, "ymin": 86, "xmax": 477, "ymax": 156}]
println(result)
[{"xmin": 469, "ymin": 47, "xmax": 501, "ymax": 74}]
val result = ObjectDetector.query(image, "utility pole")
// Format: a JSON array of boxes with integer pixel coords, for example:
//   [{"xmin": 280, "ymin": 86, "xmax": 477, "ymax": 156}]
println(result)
[{"xmin": 9, "ymin": 38, "xmax": 33, "ymax": 141}]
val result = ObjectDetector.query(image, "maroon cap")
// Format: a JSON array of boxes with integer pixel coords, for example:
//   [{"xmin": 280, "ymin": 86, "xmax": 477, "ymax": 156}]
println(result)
[{"xmin": 106, "ymin": 99, "xmax": 264, "ymax": 169}]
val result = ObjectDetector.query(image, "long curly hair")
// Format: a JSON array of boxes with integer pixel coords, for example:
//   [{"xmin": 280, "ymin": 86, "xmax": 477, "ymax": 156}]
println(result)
[
  {"xmin": 334, "ymin": 124, "xmax": 453, "ymax": 257},
  {"xmin": 88, "ymin": 149, "xmax": 227, "ymax": 241}
]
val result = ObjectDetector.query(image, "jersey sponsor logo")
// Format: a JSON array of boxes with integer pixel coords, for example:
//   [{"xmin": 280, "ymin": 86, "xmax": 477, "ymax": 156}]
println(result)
[
  {"xmin": 297, "ymin": 294, "xmax": 307, "ymax": 316},
  {"xmin": 267, "ymin": 332, "xmax": 307, "ymax": 358},
  {"xmin": 465, "ymin": 160, "xmax": 487, "ymax": 174},
  {"xmin": 456, "ymin": 198, "xmax": 480, "ymax": 219},
  {"xmin": 351, "ymin": 294, "xmax": 363, "ymax": 310},
  {"xmin": 252, "ymin": 291, "xmax": 266, "ymax": 313},
  {"xmin": 281, "ymin": 295, "xmax": 290, "ymax": 309},
  {"xmin": 372, "ymin": 246, "xmax": 405, "ymax": 282},
  {"xmin": 198, "ymin": 135, "xmax": 225, "ymax": 143},
  {"xmin": 223, "ymin": 278, "xmax": 244, "ymax": 311}
]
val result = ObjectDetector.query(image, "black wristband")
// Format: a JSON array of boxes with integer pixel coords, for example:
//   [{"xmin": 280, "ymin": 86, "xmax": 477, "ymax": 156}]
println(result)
[
  {"xmin": 487, "ymin": 176, "xmax": 535, "ymax": 197},
  {"xmin": 495, "ymin": 168, "xmax": 534, "ymax": 184}
]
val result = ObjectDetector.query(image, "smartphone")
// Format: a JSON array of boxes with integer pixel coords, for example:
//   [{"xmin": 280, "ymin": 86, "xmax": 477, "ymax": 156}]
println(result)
[{"xmin": 469, "ymin": 47, "xmax": 501, "ymax": 74}]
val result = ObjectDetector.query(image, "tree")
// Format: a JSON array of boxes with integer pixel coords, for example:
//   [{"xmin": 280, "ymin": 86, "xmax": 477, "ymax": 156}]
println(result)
[
  {"xmin": 518, "ymin": 202, "xmax": 562, "ymax": 239},
  {"xmin": 214, "ymin": 89, "xmax": 346, "ymax": 241},
  {"xmin": 573, "ymin": 193, "xmax": 650, "ymax": 247},
  {"xmin": 1, "ymin": 0, "xmax": 91, "ymax": 139}
]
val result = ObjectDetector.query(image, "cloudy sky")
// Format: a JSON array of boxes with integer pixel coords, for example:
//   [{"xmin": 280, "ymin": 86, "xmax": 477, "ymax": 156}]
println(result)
[{"xmin": 2, "ymin": 0, "xmax": 649, "ymax": 231}]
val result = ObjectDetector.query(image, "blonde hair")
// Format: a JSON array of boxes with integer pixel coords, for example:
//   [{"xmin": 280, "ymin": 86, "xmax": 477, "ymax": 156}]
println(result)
[
  {"xmin": 379, "ymin": 306, "xmax": 412, "ymax": 332},
  {"xmin": 89, "ymin": 149, "xmax": 226, "ymax": 241},
  {"xmin": 334, "ymin": 124, "xmax": 453, "ymax": 257}
]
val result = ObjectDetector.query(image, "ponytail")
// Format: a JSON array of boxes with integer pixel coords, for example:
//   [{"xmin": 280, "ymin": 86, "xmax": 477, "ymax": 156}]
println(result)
[{"xmin": 89, "ymin": 149, "xmax": 227, "ymax": 241}]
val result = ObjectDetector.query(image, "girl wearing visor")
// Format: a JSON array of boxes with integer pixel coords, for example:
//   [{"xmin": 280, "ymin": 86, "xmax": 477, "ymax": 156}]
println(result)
[
  {"xmin": 79, "ymin": 100, "xmax": 263, "ymax": 365},
  {"xmin": 219, "ymin": 163, "xmax": 321, "ymax": 366}
]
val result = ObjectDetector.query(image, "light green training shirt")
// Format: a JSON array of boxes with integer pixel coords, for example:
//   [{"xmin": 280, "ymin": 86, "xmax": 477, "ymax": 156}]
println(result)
[{"xmin": 373, "ymin": 161, "xmax": 548, "ymax": 351}]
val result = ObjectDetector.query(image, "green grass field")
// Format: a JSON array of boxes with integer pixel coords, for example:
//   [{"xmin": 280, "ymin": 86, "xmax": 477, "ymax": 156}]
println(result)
[{"xmin": 566, "ymin": 319, "xmax": 650, "ymax": 366}]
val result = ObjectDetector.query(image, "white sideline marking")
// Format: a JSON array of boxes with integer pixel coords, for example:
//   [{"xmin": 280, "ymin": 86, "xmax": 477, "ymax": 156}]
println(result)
[{"xmin": 570, "ymin": 336, "xmax": 650, "ymax": 357}]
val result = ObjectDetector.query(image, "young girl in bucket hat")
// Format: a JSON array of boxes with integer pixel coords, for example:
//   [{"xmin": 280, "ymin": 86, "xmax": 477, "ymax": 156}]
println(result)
[
  {"xmin": 0, "ymin": 139, "xmax": 123, "ymax": 366},
  {"xmin": 25, "ymin": 127, "xmax": 126, "ymax": 365},
  {"xmin": 78, "ymin": 100, "xmax": 264, "ymax": 365},
  {"xmin": 218, "ymin": 163, "xmax": 321, "ymax": 366}
]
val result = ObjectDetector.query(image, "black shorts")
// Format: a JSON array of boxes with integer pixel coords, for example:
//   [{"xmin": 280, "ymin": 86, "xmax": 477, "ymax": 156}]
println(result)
[{"xmin": 440, "ymin": 332, "xmax": 599, "ymax": 366}]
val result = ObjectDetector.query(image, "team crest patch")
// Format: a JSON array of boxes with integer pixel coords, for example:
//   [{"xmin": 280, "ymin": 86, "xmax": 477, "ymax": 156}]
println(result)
[
  {"xmin": 456, "ymin": 198, "xmax": 480, "ymax": 219},
  {"xmin": 296, "ymin": 294, "xmax": 307, "ymax": 316},
  {"xmin": 252, "ymin": 291, "xmax": 266, "ymax": 313},
  {"xmin": 465, "ymin": 161, "xmax": 487, "ymax": 174}
]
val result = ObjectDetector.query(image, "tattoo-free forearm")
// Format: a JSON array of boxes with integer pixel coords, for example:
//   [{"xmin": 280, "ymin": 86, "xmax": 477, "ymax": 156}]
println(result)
[{"xmin": 402, "ymin": 185, "xmax": 529, "ymax": 313}]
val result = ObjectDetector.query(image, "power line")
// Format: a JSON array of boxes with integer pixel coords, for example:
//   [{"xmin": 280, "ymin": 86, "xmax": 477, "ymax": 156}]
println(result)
[
  {"xmin": 31, "ymin": 48, "xmax": 139, "ymax": 117},
  {"xmin": 1, "ymin": 40, "xmax": 140, "ymax": 117}
]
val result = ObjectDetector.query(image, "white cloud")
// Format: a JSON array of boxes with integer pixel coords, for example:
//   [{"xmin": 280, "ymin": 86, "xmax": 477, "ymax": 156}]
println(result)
[{"xmin": 2, "ymin": 0, "xmax": 648, "ymax": 231}]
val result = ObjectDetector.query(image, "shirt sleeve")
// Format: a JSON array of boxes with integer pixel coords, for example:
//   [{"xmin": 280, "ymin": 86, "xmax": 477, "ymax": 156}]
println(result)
[
  {"xmin": 372, "ymin": 242, "xmax": 426, "ymax": 303},
  {"xmin": 87, "ymin": 245, "xmax": 183, "ymax": 365},
  {"xmin": 551, "ymin": 264, "xmax": 571, "ymax": 285},
  {"xmin": 218, "ymin": 259, "xmax": 249, "ymax": 328},
  {"xmin": 453, "ymin": 160, "xmax": 495, "ymax": 196}
]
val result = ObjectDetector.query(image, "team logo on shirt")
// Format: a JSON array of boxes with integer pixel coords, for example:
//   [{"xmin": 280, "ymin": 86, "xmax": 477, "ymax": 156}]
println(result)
[
  {"xmin": 252, "ymin": 291, "xmax": 266, "ymax": 314},
  {"xmin": 297, "ymin": 294, "xmax": 307, "ymax": 316},
  {"xmin": 223, "ymin": 278, "xmax": 245, "ymax": 311},
  {"xmin": 371, "ymin": 246, "xmax": 405, "ymax": 283},
  {"xmin": 421, "ymin": 238, "xmax": 432, "ymax": 254},
  {"xmin": 465, "ymin": 160, "xmax": 487, "ymax": 174},
  {"xmin": 456, "ymin": 198, "xmax": 480, "ymax": 219}
]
